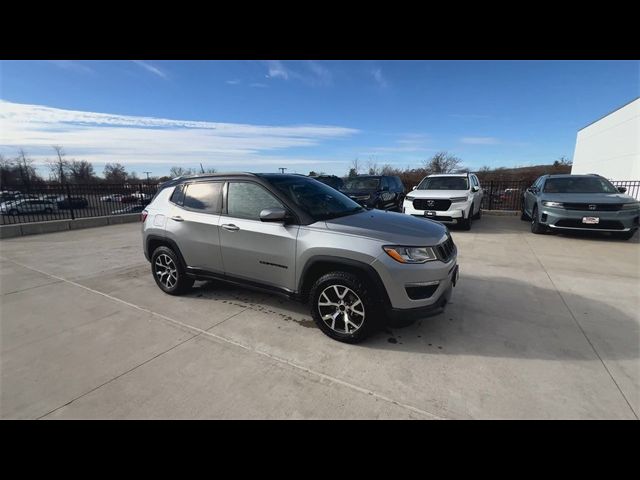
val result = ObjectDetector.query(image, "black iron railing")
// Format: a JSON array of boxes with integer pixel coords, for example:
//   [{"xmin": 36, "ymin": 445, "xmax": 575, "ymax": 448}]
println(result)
[{"xmin": 0, "ymin": 183, "xmax": 159, "ymax": 225}]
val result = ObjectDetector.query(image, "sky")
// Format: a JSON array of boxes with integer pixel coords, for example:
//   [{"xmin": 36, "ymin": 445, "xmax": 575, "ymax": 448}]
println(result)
[{"xmin": 1, "ymin": 60, "xmax": 638, "ymax": 178}]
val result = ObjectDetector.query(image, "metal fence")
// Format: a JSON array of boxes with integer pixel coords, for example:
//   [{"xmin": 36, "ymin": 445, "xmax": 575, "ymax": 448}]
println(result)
[
  {"xmin": 479, "ymin": 179, "xmax": 640, "ymax": 211},
  {"xmin": 0, "ymin": 183, "xmax": 159, "ymax": 225}
]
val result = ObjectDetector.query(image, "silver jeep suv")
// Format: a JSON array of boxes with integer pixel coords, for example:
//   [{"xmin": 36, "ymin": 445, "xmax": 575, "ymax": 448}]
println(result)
[{"xmin": 142, "ymin": 173, "xmax": 459, "ymax": 343}]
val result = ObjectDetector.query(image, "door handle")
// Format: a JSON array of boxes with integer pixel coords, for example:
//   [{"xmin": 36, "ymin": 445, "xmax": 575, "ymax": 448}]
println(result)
[
  {"xmin": 222, "ymin": 224, "xmax": 240, "ymax": 232},
  {"xmin": 170, "ymin": 216, "xmax": 184, "ymax": 222}
]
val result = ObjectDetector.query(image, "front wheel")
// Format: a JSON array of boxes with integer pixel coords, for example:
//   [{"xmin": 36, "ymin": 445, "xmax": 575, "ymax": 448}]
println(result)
[
  {"xmin": 530, "ymin": 205, "xmax": 547, "ymax": 234},
  {"xmin": 473, "ymin": 203, "xmax": 482, "ymax": 220},
  {"xmin": 459, "ymin": 206, "xmax": 473, "ymax": 230},
  {"xmin": 309, "ymin": 271, "xmax": 381, "ymax": 343}
]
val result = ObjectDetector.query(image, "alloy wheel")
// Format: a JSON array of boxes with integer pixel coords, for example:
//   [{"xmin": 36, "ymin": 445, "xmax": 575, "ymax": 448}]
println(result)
[
  {"xmin": 317, "ymin": 284, "xmax": 365, "ymax": 334},
  {"xmin": 155, "ymin": 253, "xmax": 178, "ymax": 289}
]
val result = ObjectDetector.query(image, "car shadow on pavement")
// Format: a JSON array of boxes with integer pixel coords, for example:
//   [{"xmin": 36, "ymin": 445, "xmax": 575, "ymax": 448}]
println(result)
[{"xmin": 364, "ymin": 274, "xmax": 639, "ymax": 362}]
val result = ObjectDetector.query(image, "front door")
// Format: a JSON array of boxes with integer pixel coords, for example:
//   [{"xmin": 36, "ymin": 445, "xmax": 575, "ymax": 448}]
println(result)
[{"xmin": 219, "ymin": 181, "xmax": 299, "ymax": 291}]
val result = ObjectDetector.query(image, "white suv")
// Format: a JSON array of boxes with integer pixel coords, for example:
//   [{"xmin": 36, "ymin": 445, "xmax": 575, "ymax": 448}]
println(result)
[{"xmin": 402, "ymin": 173, "xmax": 483, "ymax": 230}]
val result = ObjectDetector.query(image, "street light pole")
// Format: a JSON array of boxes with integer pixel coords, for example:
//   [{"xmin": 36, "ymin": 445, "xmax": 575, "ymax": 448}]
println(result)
[{"xmin": 278, "ymin": 167, "xmax": 287, "ymax": 174}]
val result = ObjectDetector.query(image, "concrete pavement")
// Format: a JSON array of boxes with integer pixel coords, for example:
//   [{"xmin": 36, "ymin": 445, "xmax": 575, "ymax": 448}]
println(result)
[{"xmin": 1, "ymin": 216, "xmax": 638, "ymax": 419}]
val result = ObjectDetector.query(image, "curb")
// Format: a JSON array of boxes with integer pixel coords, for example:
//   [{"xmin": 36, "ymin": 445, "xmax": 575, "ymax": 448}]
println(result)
[{"xmin": 0, "ymin": 214, "xmax": 140, "ymax": 239}]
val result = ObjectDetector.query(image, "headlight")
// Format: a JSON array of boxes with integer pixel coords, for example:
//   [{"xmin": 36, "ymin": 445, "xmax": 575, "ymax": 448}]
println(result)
[
  {"xmin": 543, "ymin": 201, "xmax": 564, "ymax": 208},
  {"xmin": 405, "ymin": 195, "xmax": 415, "ymax": 201},
  {"xmin": 383, "ymin": 246, "xmax": 437, "ymax": 264},
  {"xmin": 621, "ymin": 202, "xmax": 640, "ymax": 210},
  {"xmin": 450, "ymin": 196, "xmax": 468, "ymax": 203}
]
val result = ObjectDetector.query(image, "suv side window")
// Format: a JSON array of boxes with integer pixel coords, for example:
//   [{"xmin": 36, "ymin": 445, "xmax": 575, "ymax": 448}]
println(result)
[
  {"xmin": 183, "ymin": 182, "xmax": 222, "ymax": 213},
  {"xmin": 227, "ymin": 182, "xmax": 284, "ymax": 220},
  {"xmin": 381, "ymin": 177, "xmax": 390, "ymax": 191},
  {"xmin": 533, "ymin": 177, "xmax": 544, "ymax": 191},
  {"xmin": 170, "ymin": 184, "xmax": 186, "ymax": 206}
]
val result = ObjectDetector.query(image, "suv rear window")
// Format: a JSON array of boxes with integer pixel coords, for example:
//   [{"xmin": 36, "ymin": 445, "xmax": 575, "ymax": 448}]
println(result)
[
  {"xmin": 170, "ymin": 184, "xmax": 186, "ymax": 205},
  {"xmin": 183, "ymin": 182, "xmax": 222, "ymax": 212}
]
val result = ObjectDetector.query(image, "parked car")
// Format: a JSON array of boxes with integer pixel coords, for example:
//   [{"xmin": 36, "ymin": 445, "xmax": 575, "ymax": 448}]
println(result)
[
  {"xmin": 131, "ymin": 191, "xmax": 152, "ymax": 201},
  {"xmin": 142, "ymin": 173, "xmax": 458, "ymax": 343},
  {"xmin": 521, "ymin": 174, "xmax": 639, "ymax": 240},
  {"xmin": 403, "ymin": 173, "xmax": 483, "ymax": 230},
  {"xmin": 0, "ymin": 191, "xmax": 22, "ymax": 202},
  {"xmin": 339, "ymin": 175, "xmax": 405, "ymax": 211},
  {"xmin": 309, "ymin": 175, "xmax": 344, "ymax": 191},
  {"xmin": 112, "ymin": 204, "xmax": 146, "ymax": 215},
  {"xmin": 56, "ymin": 196, "xmax": 89, "ymax": 209},
  {"xmin": 100, "ymin": 194, "xmax": 124, "ymax": 202},
  {"xmin": 0, "ymin": 199, "xmax": 57, "ymax": 215}
]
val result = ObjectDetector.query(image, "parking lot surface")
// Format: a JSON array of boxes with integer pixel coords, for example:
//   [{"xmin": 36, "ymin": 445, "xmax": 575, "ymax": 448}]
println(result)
[{"xmin": 1, "ymin": 216, "xmax": 638, "ymax": 419}]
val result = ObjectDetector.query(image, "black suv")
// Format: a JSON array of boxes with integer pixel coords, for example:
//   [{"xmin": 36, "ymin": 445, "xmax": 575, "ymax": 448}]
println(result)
[
  {"xmin": 340, "ymin": 175, "xmax": 405, "ymax": 211},
  {"xmin": 309, "ymin": 175, "xmax": 344, "ymax": 191}
]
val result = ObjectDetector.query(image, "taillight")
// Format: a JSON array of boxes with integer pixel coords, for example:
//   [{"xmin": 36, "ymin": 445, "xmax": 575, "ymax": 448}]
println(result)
[{"xmin": 141, "ymin": 210, "xmax": 149, "ymax": 222}]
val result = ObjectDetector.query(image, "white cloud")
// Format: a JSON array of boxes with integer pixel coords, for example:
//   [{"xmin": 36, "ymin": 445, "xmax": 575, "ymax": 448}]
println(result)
[
  {"xmin": 371, "ymin": 68, "xmax": 388, "ymax": 88},
  {"xmin": 0, "ymin": 100, "xmax": 359, "ymax": 170},
  {"xmin": 249, "ymin": 83, "xmax": 268, "ymax": 88},
  {"xmin": 264, "ymin": 61, "xmax": 333, "ymax": 86},
  {"xmin": 460, "ymin": 137, "xmax": 500, "ymax": 145},
  {"xmin": 266, "ymin": 60, "xmax": 290, "ymax": 80},
  {"xmin": 226, "ymin": 79, "xmax": 242, "ymax": 85},
  {"xmin": 48, "ymin": 60, "xmax": 94, "ymax": 74},
  {"xmin": 132, "ymin": 60, "xmax": 167, "ymax": 78}
]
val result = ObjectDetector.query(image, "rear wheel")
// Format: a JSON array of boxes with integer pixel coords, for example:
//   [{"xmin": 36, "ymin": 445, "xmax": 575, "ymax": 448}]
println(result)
[
  {"xmin": 530, "ymin": 205, "xmax": 547, "ymax": 234},
  {"xmin": 473, "ymin": 203, "xmax": 482, "ymax": 220},
  {"xmin": 151, "ymin": 246, "xmax": 194, "ymax": 295},
  {"xmin": 310, "ymin": 271, "xmax": 381, "ymax": 343},
  {"xmin": 520, "ymin": 200, "xmax": 529, "ymax": 220}
]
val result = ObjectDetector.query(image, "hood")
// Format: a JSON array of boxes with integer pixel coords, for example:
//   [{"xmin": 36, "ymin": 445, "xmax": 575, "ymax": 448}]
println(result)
[
  {"xmin": 340, "ymin": 189, "xmax": 373, "ymax": 196},
  {"xmin": 407, "ymin": 189, "xmax": 468, "ymax": 199},
  {"xmin": 540, "ymin": 192, "xmax": 637, "ymax": 204},
  {"xmin": 324, "ymin": 209, "xmax": 448, "ymax": 246}
]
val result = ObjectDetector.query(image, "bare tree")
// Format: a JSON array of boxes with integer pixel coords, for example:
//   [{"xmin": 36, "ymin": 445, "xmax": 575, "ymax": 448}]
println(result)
[
  {"xmin": 0, "ymin": 154, "xmax": 15, "ymax": 186},
  {"xmin": 349, "ymin": 157, "xmax": 361, "ymax": 177},
  {"xmin": 16, "ymin": 149, "xmax": 38, "ymax": 187},
  {"xmin": 103, "ymin": 163, "xmax": 128, "ymax": 183},
  {"xmin": 48, "ymin": 145, "xmax": 70, "ymax": 183},
  {"xmin": 169, "ymin": 166, "xmax": 195, "ymax": 178},
  {"xmin": 68, "ymin": 160, "xmax": 96, "ymax": 183},
  {"xmin": 423, "ymin": 152, "xmax": 462, "ymax": 174}
]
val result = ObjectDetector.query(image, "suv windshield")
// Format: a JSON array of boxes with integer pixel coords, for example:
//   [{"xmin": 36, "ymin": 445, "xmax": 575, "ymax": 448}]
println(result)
[
  {"xmin": 543, "ymin": 177, "xmax": 618, "ymax": 194},
  {"xmin": 263, "ymin": 175, "xmax": 364, "ymax": 221},
  {"xmin": 342, "ymin": 177, "xmax": 380, "ymax": 191},
  {"xmin": 417, "ymin": 177, "xmax": 468, "ymax": 190}
]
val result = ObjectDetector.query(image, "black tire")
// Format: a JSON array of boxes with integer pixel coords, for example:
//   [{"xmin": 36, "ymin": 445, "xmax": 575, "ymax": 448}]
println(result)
[
  {"xmin": 459, "ymin": 208, "xmax": 472, "ymax": 230},
  {"xmin": 9, "ymin": 209, "xmax": 18, "ymax": 216},
  {"xmin": 309, "ymin": 271, "xmax": 381, "ymax": 343},
  {"xmin": 151, "ymin": 246, "xmax": 194, "ymax": 295},
  {"xmin": 614, "ymin": 230, "xmax": 637, "ymax": 241},
  {"xmin": 530, "ymin": 205, "xmax": 547, "ymax": 234}
]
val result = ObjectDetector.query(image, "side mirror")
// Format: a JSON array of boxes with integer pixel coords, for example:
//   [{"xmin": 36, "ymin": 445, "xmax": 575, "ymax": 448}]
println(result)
[
  {"xmin": 472, "ymin": 186, "xmax": 479, "ymax": 192},
  {"xmin": 412, "ymin": 186, "xmax": 417, "ymax": 191},
  {"xmin": 260, "ymin": 208, "xmax": 288, "ymax": 222},
  {"xmin": 617, "ymin": 186, "xmax": 627, "ymax": 193}
]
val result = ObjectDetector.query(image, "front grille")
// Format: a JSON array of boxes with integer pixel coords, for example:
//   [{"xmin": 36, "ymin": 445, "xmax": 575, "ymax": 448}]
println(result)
[
  {"xmin": 413, "ymin": 199, "xmax": 451, "ymax": 211},
  {"xmin": 435, "ymin": 235, "xmax": 456, "ymax": 262},
  {"xmin": 563, "ymin": 203, "xmax": 622, "ymax": 211},
  {"xmin": 554, "ymin": 219, "xmax": 625, "ymax": 230}
]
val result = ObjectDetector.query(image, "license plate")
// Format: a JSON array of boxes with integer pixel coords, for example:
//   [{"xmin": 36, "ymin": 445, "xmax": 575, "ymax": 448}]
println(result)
[
  {"xmin": 582, "ymin": 217, "xmax": 599, "ymax": 224},
  {"xmin": 424, "ymin": 210, "xmax": 436, "ymax": 217}
]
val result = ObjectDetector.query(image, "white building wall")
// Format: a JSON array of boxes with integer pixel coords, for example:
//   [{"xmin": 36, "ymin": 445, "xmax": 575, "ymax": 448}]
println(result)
[{"xmin": 572, "ymin": 97, "xmax": 640, "ymax": 180}]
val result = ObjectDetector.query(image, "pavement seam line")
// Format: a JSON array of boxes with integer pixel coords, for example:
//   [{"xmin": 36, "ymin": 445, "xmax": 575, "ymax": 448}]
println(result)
[
  {"xmin": 522, "ymin": 236, "xmax": 639, "ymax": 420},
  {"xmin": 2, "ymin": 256, "xmax": 444, "ymax": 420},
  {"xmin": 37, "ymin": 332, "xmax": 201, "ymax": 419}
]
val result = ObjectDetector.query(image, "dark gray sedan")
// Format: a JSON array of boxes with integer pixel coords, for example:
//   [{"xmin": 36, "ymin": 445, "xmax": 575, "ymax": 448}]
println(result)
[{"xmin": 521, "ymin": 174, "xmax": 639, "ymax": 240}]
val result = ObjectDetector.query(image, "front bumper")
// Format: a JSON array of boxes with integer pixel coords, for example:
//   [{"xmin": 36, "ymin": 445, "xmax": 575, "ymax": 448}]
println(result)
[
  {"xmin": 403, "ymin": 200, "xmax": 471, "ymax": 224},
  {"xmin": 371, "ymin": 247, "xmax": 458, "ymax": 311},
  {"xmin": 540, "ymin": 206, "xmax": 640, "ymax": 232}
]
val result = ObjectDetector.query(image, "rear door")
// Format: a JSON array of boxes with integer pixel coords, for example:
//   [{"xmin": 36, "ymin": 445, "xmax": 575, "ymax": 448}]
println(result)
[
  {"xmin": 165, "ymin": 181, "xmax": 225, "ymax": 274},
  {"xmin": 219, "ymin": 181, "xmax": 298, "ymax": 291}
]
